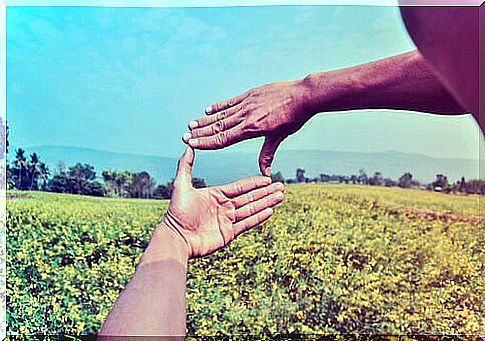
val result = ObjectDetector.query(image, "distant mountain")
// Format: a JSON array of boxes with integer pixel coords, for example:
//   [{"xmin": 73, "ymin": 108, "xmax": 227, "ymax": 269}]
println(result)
[{"xmin": 22, "ymin": 145, "xmax": 481, "ymax": 185}]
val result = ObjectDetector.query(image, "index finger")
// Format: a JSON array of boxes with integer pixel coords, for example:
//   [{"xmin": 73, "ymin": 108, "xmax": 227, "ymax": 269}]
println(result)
[
  {"xmin": 206, "ymin": 92, "xmax": 249, "ymax": 115},
  {"xmin": 218, "ymin": 176, "xmax": 272, "ymax": 198}
]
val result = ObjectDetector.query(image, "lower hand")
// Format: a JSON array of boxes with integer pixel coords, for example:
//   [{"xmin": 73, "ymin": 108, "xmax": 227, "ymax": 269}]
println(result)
[
  {"xmin": 162, "ymin": 147, "xmax": 285, "ymax": 258},
  {"xmin": 183, "ymin": 80, "xmax": 313, "ymax": 176}
]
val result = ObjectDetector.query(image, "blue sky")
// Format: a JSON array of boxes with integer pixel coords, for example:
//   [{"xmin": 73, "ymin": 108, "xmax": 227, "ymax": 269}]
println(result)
[{"xmin": 7, "ymin": 5, "xmax": 484, "ymax": 160}]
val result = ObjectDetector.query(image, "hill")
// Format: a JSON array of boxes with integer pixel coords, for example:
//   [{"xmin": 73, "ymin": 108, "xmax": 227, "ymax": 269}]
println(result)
[{"xmin": 21, "ymin": 145, "xmax": 481, "ymax": 185}]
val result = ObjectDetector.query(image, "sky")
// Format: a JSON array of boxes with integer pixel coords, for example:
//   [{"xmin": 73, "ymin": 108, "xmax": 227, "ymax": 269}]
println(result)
[{"xmin": 6, "ymin": 5, "xmax": 484, "ymax": 160}]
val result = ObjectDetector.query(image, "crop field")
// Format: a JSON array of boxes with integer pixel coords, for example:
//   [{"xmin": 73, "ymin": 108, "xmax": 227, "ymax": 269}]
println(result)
[{"xmin": 6, "ymin": 185, "xmax": 483, "ymax": 335}]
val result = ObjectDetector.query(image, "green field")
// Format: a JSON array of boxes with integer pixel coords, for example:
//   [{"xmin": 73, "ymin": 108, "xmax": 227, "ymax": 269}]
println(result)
[{"xmin": 7, "ymin": 185, "xmax": 483, "ymax": 335}]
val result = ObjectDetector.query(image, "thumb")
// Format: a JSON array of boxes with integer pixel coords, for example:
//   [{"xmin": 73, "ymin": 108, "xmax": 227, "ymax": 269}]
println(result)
[
  {"xmin": 259, "ymin": 135, "xmax": 282, "ymax": 177},
  {"xmin": 174, "ymin": 146, "xmax": 195, "ymax": 188}
]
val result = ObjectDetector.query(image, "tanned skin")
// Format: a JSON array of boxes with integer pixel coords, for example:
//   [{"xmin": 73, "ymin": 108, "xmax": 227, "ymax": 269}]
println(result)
[
  {"xmin": 98, "ymin": 147, "xmax": 284, "ymax": 337},
  {"xmin": 184, "ymin": 6, "xmax": 480, "ymax": 176},
  {"xmin": 100, "ymin": 5, "xmax": 480, "ymax": 338}
]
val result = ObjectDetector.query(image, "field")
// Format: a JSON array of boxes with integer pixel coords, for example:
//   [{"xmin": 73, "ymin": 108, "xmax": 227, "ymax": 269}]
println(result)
[{"xmin": 6, "ymin": 185, "xmax": 484, "ymax": 335}]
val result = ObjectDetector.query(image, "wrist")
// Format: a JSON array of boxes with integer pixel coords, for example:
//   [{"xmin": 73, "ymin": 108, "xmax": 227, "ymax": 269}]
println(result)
[
  {"xmin": 301, "ymin": 69, "xmax": 362, "ymax": 114},
  {"xmin": 140, "ymin": 221, "xmax": 190, "ymax": 267}
]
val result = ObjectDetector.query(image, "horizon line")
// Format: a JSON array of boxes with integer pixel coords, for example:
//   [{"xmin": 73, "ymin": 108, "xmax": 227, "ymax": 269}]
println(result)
[{"xmin": 11, "ymin": 143, "xmax": 482, "ymax": 162}]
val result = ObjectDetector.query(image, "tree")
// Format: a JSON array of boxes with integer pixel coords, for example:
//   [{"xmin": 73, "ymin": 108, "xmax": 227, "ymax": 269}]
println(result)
[
  {"xmin": 458, "ymin": 176, "xmax": 466, "ymax": 192},
  {"xmin": 191, "ymin": 177, "xmax": 207, "ymax": 189},
  {"xmin": 48, "ymin": 174, "xmax": 70, "ymax": 193},
  {"xmin": 384, "ymin": 178, "xmax": 397, "ymax": 187},
  {"xmin": 47, "ymin": 162, "xmax": 103, "ymax": 197},
  {"xmin": 13, "ymin": 148, "xmax": 27, "ymax": 189},
  {"xmin": 128, "ymin": 171, "xmax": 154, "ymax": 198},
  {"xmin": 116, "ymin": 171, "xmax": 132, "ymax": 197},
  {"xmin": 84, "ymin": 181, "xmax": 105, "ymax": 197},
  {"xmin": 56, "ymin": 161, "xmax": 66, "ymax": 175},
  {"xmin": 369, "ymin": 172, "xmax": 384, "ymax": 186},
  {"xmin": 153, "ymin": 183, "xmax": 173, "ymax": 199},
  {"xmin": 37, "ymin": 162, "xmax": 50, "ymax": 191},
  {"xmin": 271, "ymin": 171, "xmax": 284, "ymax": 183},
  {"xmin": 69, "ymin": 163, "xmax": 96, "ymax": 182},
  {"xmin": 432, "ymin": 174, "xmax": 449, "ymax": 192},
  {"xmin": 398, "ymin": 172, "xmax": 413, "ymax": 188},
  {"xmin": 358, "ymin": 169, "xmax": 368, "ymax": 185},
  {"xmin": 102, "ymin": 170, "xmax": 116, "ymax": 195},
  {"xmin": 28, "ymin": 152, "xmax": 40, "ymax": 190},
  {"xmin": 296, "ymin": 168, "xmax": 306, "ymax": 183}
]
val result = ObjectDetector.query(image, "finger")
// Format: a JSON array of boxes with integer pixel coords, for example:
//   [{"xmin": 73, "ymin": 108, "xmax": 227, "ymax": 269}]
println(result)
[
  {"xmin": 174, "ymin": 146, "xmax": 194, "ymax": 188},
  {"xmin": 259, "ymin": 135, "xmax": 283, "ymax": 177},
  {"xmin": 219, "ymin": 176, "xmax": 272, "ymax": 198},
  {"xmin": 190, "ymin": 115, "xmax": 243, "ymax": 140},
  {"xmin": 189, "ymin": 104, "xmax": 244, "ymax": 130},
  {"xmin": 233, "ymin": 208, "xmax": 273, "ymax": 237},
  {"xmin": 205, "ymin": 92, "xmax": 249, "ymax": 115},
  {"xmin": 233, "ymin": 182, "xmax": 285, "ymax": 209},
  {"xmin": 235, "ymin": 191, "xmax": 284, "ymax": 222},
  {"xmin": 188, "ymin": 126, "xmax": 247, "ymax": 150}
]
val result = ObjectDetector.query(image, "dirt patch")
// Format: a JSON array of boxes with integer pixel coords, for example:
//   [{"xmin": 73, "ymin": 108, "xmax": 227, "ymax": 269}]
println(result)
[
  {"xmin": 7, "ymin": 193, "xmax": 30, "ymax": 201},
  {"xmin": 402, "ymin": 207, "xmax": 482, "ymax": 226}
]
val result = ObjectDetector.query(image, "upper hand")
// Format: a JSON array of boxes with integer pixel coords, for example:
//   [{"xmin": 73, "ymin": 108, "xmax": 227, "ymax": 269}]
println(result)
[
  {"xmin": 163, "ymin": 147, "xmax": 285, "ymax": 258},
  {"xmin": 183, "ymin": 80, "xmax": 312, "ymax": 176}
]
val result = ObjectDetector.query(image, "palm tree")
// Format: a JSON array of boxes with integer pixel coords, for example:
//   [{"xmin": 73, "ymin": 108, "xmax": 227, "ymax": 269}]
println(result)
[
  {"xmin": 29, "ymin": 152, "xmax": 39, "ymax": 190},
  {"xmin": 14, "ymin": 148, "xmax": 27, "ymax": 189},
  {"xmin": 37, "ymin": 162, "xmax": 50, "ymax": 191}
]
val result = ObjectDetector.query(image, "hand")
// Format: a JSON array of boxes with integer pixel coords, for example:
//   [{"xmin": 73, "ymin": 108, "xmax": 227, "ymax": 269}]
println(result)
[
  {"xmin": 162, "ymin": 146, "xmax": 285, "ymax": 258},
  {"xmin": 183, "ymin": 80, "xmax": 313, "ymax": 176}
]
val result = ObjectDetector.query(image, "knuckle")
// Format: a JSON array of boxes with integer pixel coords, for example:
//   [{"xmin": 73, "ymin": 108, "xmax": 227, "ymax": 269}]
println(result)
[
  {"xmin": 249, "ymin": 204, "xmax": 256, "ymax": 216},
  {"xmin": 243, "ymin": 103, "xmax": 256, "ymax": 112},
  {"xmin": 215, "ymin": 131, "xmax": 227, "ymax": 145},
  {"xmin": 218, "ymin": 110, "xmax": 227, "ymax": 120},
  {"xmin": 198, "ymin": 117, "xmax": 208, "ymax": 127},
  {"xmin": 218, "ymin": 120, "xmax": 225, "ymax": 131},
  {"xmin": 263, "ymin": 187, "xmax": 269, "ymax": 196},
  {"xmin": 245, "ymin": 118, "xmax": 258, "ymax": 132},
  {"xmin": 249, "ymin": 193, "xmax": 256, "ymax": 203}
]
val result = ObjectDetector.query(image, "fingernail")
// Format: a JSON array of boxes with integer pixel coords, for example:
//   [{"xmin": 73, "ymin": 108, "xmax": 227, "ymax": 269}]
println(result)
[
  {"xmin": 188, "ymin": 121, "xmax": 198, "ymax": 129},
  {"xmin": 188, "ymin": 138, "xmax": 199, "ymax": 147},
  {"xmin": 205, "ymin": 106, "xmax": 212, "ymax": 114},
  {"xmin": 182, "ymin": 132, "xmax": 192, "ymax": 143},
  {"xmin": 265, "ymin": 167, "xmax": 271, "ymax": 176}
]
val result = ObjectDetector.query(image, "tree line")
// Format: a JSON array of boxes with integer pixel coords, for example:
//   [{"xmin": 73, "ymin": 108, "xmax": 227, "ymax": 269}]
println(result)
[
  {"xmin": 0, "ymin": 121, "xmax": 205, "ymax": 198},
  {"xmin": 3, "ymin": 122, "xmax": 483, "ymax": 197},
  {"xmin": 6, "ymin": 148, "xmax": 206, "ymax": 199},
  {"xmin": 2, "ymin": 123, "xmax": 203, "ymax": 199},
  {"xmin": 271, "ymin": 168, "xmax": 485, "ymax": 195}
]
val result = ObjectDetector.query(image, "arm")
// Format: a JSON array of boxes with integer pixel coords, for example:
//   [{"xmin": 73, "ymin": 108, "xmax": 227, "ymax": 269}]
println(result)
[
  {"xmin": 302, "ymin": 50, "xmax": 465, "ymax": 115},
  {"xmin": 98, "ymin": 225, "xmax": 189, "ymax": 337},
  {"xmin": 183, "ymin": 50, "xmax": 466, "ymax": 176},
  {"xmin": 98, "ymin": 147, "xmax": 284, "ymax": 337}
]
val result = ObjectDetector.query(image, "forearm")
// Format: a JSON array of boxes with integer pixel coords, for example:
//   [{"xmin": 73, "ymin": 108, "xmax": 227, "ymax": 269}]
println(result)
[
  {"xmin": 98, "ymin": 223, "xmax": 189, "ymax": 338},
  {"xmin": 302, "ymin": 50, "xmax": 466, "ymax": 116}
]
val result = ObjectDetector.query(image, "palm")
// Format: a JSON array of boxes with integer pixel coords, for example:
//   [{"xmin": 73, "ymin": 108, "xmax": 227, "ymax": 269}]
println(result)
[
  {"xmin": 168, "ymin": 187, "xmax": 234, "ymax": 257},
  {"xmin": 163, "ymin": 147, "xmax": 284, "ymax": 258}
]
